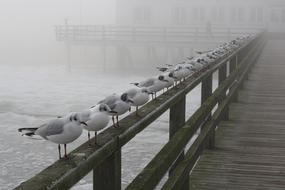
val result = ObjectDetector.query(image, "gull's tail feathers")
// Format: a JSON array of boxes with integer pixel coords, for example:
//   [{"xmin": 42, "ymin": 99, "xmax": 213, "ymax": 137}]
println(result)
[{"xmin": 18, "ymin": 127, "xmax": 38, "ymax": 137}]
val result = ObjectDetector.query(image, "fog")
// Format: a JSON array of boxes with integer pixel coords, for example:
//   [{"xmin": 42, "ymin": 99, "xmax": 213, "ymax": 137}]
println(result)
[
  {"xmin": 1, "ymin": 0, "xmax": 281, "ymax": 68},
  {"xmin": 0, "ymin": 0, "xmax": 284, "ymax": 189},
  {"xmin": 0, "ymin": 0, "xmax": 116, "ymax": 66}
]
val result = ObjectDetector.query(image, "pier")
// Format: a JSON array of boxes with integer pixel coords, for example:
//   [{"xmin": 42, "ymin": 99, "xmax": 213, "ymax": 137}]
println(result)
[
  {"xmin": 55, "ymin": 24, "xmax": 262, "ymax": 70},
  {"xmin": 14, "ymin": 31, "xmax": 280, "ymax": 190}
]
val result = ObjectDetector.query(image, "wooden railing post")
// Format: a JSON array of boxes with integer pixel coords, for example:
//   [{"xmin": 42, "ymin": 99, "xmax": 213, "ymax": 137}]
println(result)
[
  {"xmin": 219, "ymin": 63, "xmax": 228, "ymax": 120},
  {"xmin": 239, "ymin": 45, "xmax": 250, "ymax": 80},
  {"xmin": 201, "ymin": 74, "xmax": 214, "ymax": 149},
  {"xmin": 201, "ymin": 74, "xmax": 213, "ymax": 104},
  {"xmin": 229, "ymin": 56, "xmax": 238, "ymax": 102},
  {"xmin": 229, "ymin": 56, "xmax": 237, "ymax": 73},
  {"xmin": 169, "ymin": 96, "xmax": 188, "ymax": 190},
  {"xmin": 93, "ymin": 150, "xmax": 121, "ymax": 190}
]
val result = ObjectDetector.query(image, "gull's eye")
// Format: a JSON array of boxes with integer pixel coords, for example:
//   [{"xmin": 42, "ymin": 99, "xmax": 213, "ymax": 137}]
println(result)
[{"xmin": 121, "ymin": 93, "xmax": 128, "ymax": 101}]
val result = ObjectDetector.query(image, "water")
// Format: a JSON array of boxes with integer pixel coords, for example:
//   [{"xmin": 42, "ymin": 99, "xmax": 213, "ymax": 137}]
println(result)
[{"xmin": 0, "ymin": 64, "xmax": 206, "ymax": 189}]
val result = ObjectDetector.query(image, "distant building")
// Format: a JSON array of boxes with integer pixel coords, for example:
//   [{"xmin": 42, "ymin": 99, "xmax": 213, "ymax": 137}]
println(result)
[{"xmin": 116, "ymin": 0, "xmax": 285, "ymax": 32}]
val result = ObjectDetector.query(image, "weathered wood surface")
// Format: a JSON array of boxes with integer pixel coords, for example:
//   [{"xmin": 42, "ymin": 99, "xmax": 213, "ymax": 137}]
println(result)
[{"xmin": 190, "ymin": 39, "xmax": 285, "ymax": 190}]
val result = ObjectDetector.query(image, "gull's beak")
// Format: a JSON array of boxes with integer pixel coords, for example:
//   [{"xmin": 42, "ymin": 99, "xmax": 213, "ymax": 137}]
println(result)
[
  {"xmin": 81, "ymin": 122, "xmax": 88, "ymax": 126},
  {"xmin": 109, "ymin": 110, "xmax": 117, "ymax": 114}
]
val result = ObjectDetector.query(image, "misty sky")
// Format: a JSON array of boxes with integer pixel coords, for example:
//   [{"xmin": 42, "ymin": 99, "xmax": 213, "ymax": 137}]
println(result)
[{"xmin": 0, "ymin": 0, "xmax": 116, "ymax": 65}]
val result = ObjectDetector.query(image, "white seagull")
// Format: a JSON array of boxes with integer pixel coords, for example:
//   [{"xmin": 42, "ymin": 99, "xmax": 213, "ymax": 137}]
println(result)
[
  {"xmin": 132, "ymin": 75, "xmax": 169, "ymax": 99},
  {"xmin": 163, "ymin": 72, "xmax": 177, "ymax": 89},
  {"xmin": 18, "ymin": 113, "xmax": 86, "ymax": 159},
  {"xmin": 98, "ymin": 93, "xmax": 133, "ymax": 127},
  {"xmin": 79, "ymin": 104, "xmax": 114, "ymax": 145},
  {"xmin": 171, "ymin": 65, "xmax": 188, "ymax": 83},
  {"xmin": 125, "ymin": 88, "xmax": 152, "ymax": 115}
]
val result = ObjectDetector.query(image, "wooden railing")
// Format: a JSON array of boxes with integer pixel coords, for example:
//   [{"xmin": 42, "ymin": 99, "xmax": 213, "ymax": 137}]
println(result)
[
  {"xmin": 55, "ymin": 25, "xmax": 263, "ymax": 43},
  {"xmin": 15, "ymin": 32, "xmax": 266, "ymax": 190}
]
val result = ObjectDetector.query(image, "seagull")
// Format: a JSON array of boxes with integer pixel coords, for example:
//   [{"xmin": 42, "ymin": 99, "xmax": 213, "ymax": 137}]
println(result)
[
  {"xmin": 18, "ymin": 113, "xmax": 86, "ymax": 159},
  {"xmin": 79, "ymin": 104, "xmax": 115, "ymax": 145},
  {"xmin": 131, "ymin": 75, "xmax": 169, "ymax": 99},
  {"xmin": 163, "ymin": 72, "xmax": 177, "ymax": 89},
  {"xmin": 183, "ymin": 64, "xmax": 195, "ymax": 78},
  {"xmin": 125, "ymin": 88, "xmax": 152, "ymax": 115},
  {"xmin": 98, "ymin": 93, "xmax": 133, "ymax": 127},
  {"xmin": 181, "ymin": 59, "xmax": 203, "ymax": 72},
  {"xmin": 171, "ymin": 65, "xmax": 187, "ymax": 83},
  {"xmin": 191, "ymin": 61, "xmax": 204, "ymax": 70},
  {"xmin": 197, "ymin": 58, "xmax": 208, "ymax": 65}
]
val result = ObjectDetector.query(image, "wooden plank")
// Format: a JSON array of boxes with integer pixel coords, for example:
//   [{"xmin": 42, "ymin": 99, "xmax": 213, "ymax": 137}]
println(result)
[
  {"xmin": 219, "ymin": 63, "xmax": 228, "ymax": 120},
  {"xmin": 201, "ymin": 74, "xmax": 214, "ymax": 149},
  {"xmin": 229, "ymin": 102, "xmax": 285, "ymax": 112},
  {"xmin": 93, "ymin": 150, "xmax": 121, "ymax": 190}
]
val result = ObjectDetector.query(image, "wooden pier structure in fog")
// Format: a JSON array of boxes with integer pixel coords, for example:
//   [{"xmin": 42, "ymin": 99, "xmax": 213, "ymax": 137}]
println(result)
[
  {"xmin": 16, "ymin": 31, "xmax": 285, "ymax": 190},
  {"xmin": 55, "ymin": 24, "xmax": 261, "ymax": 46},
  {"xmin": 55, "ymin": 24, "xmax": 262, "ymax": 71}
]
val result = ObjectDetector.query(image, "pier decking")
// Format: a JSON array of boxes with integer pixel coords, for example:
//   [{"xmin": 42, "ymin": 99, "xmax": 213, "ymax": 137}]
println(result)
[{"xmin": 190, "ymin": 38, "xmax": 285, "ymax": 190}]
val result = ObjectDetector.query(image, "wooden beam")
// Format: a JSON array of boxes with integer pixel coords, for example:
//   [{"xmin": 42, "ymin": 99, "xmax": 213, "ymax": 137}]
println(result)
[
  {"xmin": 169, "ymin": 96, "xmax": 188, "ymax": 190},
  {"xmin": 93, "ymin": 150, "xmax": 121, "ymax": 190}
]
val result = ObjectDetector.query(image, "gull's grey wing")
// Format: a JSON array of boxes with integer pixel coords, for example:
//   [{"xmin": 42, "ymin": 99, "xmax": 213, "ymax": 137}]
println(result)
[
  {"xmin": 108, "ymin": 102, "xmax": 117, "ymax": 110},
  {"xmin": 139, "ymin": 79, "xmax": 154, "ymax": 87},
  {"xmin": 98, "ymin": 95, "xmax": 118, "ymax": 111},
  {"xmin": 35, "ymin": 119, "xmax": 65, "ymax": 139}
]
